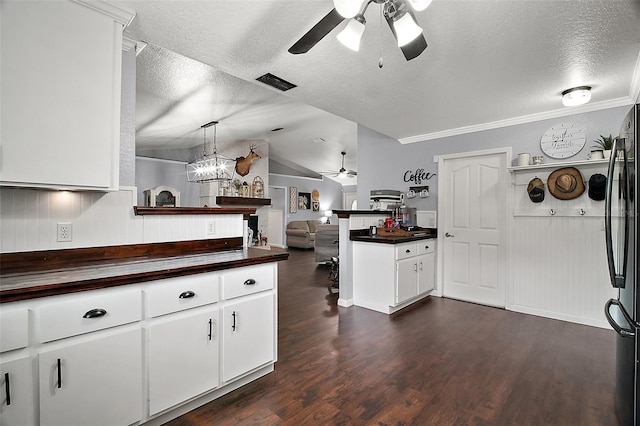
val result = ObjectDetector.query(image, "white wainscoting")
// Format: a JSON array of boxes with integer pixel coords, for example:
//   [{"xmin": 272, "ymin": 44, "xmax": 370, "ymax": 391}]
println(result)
[
  {"xmin": 508, "ymin": 162, "xmax": 616, "ymax": 329},
  {"xmin": 0, "ymin": 187, "xmax": 243, "ymax": 253}
]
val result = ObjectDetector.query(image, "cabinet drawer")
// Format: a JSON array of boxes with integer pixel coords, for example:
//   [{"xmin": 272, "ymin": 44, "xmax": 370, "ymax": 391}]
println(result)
[
  {"xmin": 0, "ymin": 307, "xmax": 29, "ymax": 353},
  {"xmin": 395, "ymin": 242, "xmax": 417, "ymax": 260},
  {"xmin": 146, "ymin": 273, "xmax": 220, "ymax": 318},
  {"xmin": 221, "ymin": 264, "xmax": 274, "ymax": 300},
  {"xmin": 37, "ymin": 288, "xmax": 141, "ymax": 343},
  {"xmin": 417, "ymin": 240, "xmax": 436, "ymax": 255}
]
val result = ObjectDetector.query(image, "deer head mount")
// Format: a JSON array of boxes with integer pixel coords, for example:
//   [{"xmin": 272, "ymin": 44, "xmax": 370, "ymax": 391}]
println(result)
[{"xmin": 235, "ymin": 145, "xmax": 261, "ymax": 177}]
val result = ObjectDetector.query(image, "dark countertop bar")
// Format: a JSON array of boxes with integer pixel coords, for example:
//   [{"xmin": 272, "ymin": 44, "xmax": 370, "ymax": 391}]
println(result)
[
  {"xmin": 350, "ymin": 227, "xmax": 437, "ymax": 244},
  {"xmin": 0, "ymin": 244, "xmax": 289, "ymax": 303}
]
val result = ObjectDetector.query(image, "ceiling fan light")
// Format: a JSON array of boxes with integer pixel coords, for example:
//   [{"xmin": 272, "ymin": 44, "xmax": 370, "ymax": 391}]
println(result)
[
  {"xmin": 561, "ymin": 86, "xmax": 592, "ymax": 107},
  {"xmin": 408, "ymin": 0, "xmax": 433, "ymax": 12},
  {"xmin": 337, "ymin": 17, "xmax": 366, "ymax": 51},
  {"xmin": 393, "ymin": 13, "xmax": 423, "ymax": 47},
  {"xmin": 333, "ymin": 0, "xmax": 363, "ymax": 19}
]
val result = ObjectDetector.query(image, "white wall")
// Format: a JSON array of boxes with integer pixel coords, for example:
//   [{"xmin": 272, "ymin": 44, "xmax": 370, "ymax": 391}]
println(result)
[{"xmin": 0, "ymin": 187, "xmax": 243, "ymax": 252}]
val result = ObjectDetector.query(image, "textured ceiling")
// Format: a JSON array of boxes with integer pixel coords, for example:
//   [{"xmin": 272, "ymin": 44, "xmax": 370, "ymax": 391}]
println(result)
[{"xmin": 117, "ymin": 0, "xmax": 640, "ymax": 183}]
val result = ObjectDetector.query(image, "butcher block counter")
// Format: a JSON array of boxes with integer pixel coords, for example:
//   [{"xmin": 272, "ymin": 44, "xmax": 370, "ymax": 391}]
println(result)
[
  {"xmin": 0, "ymin": 238, "xmax": 289, "ymax": 303},
  {"xmin": 350, "ymin": 226, "xmax": 437, "ymax": 244}
]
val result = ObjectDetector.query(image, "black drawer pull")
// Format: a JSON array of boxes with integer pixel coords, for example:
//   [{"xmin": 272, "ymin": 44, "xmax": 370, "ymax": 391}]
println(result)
[
  {"xmin": 83, "ymin": 308, "xmax": 107, "ymax": 319},
  {"xmin": 179, "ymin": 291, "xmax": 196, "ymax": 299},
  {"xmin": 57, "ymin": 358, "xmax": 62, "ymax": 389},
  {"xmin": 5, "ymin": 372, "xmax": 10, "ymax": 405},
  {"xmin": 208, "ymin": 318, "xmax": 213, "ymax": 340},
  {"xmin": 244, "ymin": 279, "xmax": 256, "ymax": 286},
  {"xmin": 232, "ymin": 311, "xmax": 237, "ymax": 331},
  {"xmin": 405, "ymin": 249, "xmax": 411, "ymax": 253},
  {"xmin": 425, "ymin": 245, "xmax": 429, "ymax": 249}
]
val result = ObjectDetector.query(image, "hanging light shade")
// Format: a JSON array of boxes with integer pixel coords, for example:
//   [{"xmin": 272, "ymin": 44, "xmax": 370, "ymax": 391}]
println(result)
[
  {"xmin": 408, "ymin": 0, "xmax": 433, "ymax": 11},
  {"xmin": 393, "ymin": 12, "xmax": 423, "ymax": 47},
  {"xmin": 337, "ymin": 16, "xmax": 366, "ymax": 51},
  {"xmin": 561, "ymin": 86, "xmax": 592, "ymax": 107},
  {"xmin": 333, "ymin": 0, "xmax": 363, "ymax": 18},
  {"xmin": 185, "ymin": 121, "xmax": 236, "ymax": 183}
]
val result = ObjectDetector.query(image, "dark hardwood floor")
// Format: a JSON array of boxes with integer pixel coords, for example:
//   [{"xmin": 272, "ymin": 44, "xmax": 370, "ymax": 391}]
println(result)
[{"xmin": 167, "ymin": 249, "xmax": 619, "ymax": 425}]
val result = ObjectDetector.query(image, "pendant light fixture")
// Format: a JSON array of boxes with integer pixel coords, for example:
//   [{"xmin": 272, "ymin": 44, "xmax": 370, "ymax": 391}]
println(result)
[{"xmin": 185, "ymin": 120, "xmax": 235, "ymax": 183}]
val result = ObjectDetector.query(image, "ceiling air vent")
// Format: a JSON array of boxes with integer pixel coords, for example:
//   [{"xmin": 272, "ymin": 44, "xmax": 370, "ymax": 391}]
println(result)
[{"xmin": 256, "ymin": 73, "xmax": 297, "ymax": 91}]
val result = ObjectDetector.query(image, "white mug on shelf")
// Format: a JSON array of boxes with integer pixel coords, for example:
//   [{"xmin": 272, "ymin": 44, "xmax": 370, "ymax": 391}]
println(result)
[
  {"xmin": 517, "ymin": 153, "xmax": 531, "ymax": 166},
  {"xmin": 588, "ymin": 150, "xmax": 604, "ymax": 160}
]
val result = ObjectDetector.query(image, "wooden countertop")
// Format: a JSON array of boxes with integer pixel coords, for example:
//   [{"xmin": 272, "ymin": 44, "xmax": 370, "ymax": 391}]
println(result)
[
  {"xmin": 350, "ymin": 227, "xmax": 437, "ymax": 244},
  {"xmin": 0, "ymin": 242, "xmax": 289, "ymax": 303}
]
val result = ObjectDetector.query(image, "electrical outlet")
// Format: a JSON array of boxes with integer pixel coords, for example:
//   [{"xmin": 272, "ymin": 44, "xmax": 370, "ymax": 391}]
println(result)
[
  {"xmin": 57, "ymin": 222, "xmax": 72, "ymax": 242},
  {"xmin": 206, "ymin": 221, "xmax": 215, "ymax": 236}
]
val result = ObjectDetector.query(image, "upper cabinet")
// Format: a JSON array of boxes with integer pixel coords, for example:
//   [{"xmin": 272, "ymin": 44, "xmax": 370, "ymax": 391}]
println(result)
[{"xmin": 0, "ymin": 0, "xmax": 135, "ymax": 191}]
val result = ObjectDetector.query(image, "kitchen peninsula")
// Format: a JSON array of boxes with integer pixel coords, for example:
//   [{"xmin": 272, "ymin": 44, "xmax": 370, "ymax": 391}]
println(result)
[
  {"xmin": 352, "ymin": 229, "xmax": 436, "ymax": 314},
  {"xmin": 0, "ymin": 222, "xmax": 288, "ymax": 426},
  {"xmin": 333, "ymin": 210, "xmax": 437, "ymax": 314}
]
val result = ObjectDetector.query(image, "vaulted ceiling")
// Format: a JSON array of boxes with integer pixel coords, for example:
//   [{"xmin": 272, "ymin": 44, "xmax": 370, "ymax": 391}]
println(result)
[{"xmin": 116, "ymin": 0, "xmax": 640, "ymax": 184}]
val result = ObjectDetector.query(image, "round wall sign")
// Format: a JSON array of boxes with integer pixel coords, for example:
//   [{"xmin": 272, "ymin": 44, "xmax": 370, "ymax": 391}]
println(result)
[{"xmin": 540, "ymin": 122, "xmax": 586, "ymax": 159}]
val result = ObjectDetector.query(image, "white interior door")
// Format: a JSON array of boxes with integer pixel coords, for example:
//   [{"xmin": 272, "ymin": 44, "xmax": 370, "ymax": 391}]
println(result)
[{"xmin": 439, "ymin": 149, "xmax": 509, "ymax": 307}]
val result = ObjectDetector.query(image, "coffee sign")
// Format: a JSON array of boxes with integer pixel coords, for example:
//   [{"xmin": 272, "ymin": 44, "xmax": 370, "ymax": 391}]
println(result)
[{"xmin": 404, "ymin": 168, "xmax": 436, "ymax": 185}]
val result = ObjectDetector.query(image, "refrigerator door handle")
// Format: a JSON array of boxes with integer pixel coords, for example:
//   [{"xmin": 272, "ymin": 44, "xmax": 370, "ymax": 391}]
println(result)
[
  {"xmin": 605, "ymin": 298, "xmax": 635, "ymax": 338},
  {"xmin": 605, "ymin": 138, "xmax": 628, "ymax": 288}
]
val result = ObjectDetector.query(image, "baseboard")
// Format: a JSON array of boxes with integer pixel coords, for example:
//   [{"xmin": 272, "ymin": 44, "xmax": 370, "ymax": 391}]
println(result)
[
  {"xmin": 338, "ymin": 297, "xmax": 353, "ymax": 307},
  {"xmin": 509, "ymin": 304, "xmax": 611, "ymax": 329}
]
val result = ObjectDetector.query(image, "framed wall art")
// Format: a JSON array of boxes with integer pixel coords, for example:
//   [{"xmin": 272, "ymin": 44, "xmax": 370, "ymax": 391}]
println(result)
[
  {"xmin": 298, "ymin": 192, "xmax": 311, "ymax": 210},
  {"xmin": 289, "ymin": 187, "xmax": 298, "ymax": 213},
  {"xmin": 312, "ymin": 201, "xmax": 319, "ymax": 212}
]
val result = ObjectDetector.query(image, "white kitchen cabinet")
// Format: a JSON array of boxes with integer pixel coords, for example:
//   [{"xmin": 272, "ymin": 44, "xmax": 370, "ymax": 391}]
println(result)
[
  {"xmin": 222, "ymin": 293, "xmax": 274, "ymax": 382},
  {"xmin": 0, "ymin": 0, "xmax": 134, "ymax": 190},
  {"xmin": 38, "ymin": 327, "xmax": 142, "ymax": 426},
  {"xmin": 148, "ymin": 306, "xmax": 220, "ymax": 416},
  {"xmin": 0, "ymin": 355, "xmax": 34, "ymax": 426},
  {"xmin": 353, "ymin": 239, "xmax": 436, "ymax": 314}
]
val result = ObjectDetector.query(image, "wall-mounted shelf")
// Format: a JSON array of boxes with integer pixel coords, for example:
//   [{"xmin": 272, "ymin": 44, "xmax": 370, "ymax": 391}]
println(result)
[
  {"xmin": 508, "ymin": 158, "xmax": 609, "ymax": 172},
  {"xmin": 215, "ymin": 197, "xmax": 271, "ymax": 207},
  {"xmin": 134, "ymin": 206, "xmax": 256, "ymax": 219}
]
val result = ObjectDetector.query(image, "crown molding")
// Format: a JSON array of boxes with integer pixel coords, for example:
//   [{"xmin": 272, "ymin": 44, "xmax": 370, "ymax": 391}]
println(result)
[
  {"xmin": 71, "ymin": 0, "xmax": 136, "ymax": 29},
  {"xmin": 399, "ymin": 97, "xmax": 635, "ymax": 144}
]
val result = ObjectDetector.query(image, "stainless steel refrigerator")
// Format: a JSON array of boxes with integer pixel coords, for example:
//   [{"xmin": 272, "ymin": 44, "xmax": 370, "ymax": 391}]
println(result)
[{"xmin": 605, "ymin": 103, "xmax": 638, "ymax": 426}]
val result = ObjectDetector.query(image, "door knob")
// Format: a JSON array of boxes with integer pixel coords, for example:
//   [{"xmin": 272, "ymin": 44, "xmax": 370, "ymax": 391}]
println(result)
[{"xmin": 445, "ymin": 232, "xmax": 454, "ymax": 237}]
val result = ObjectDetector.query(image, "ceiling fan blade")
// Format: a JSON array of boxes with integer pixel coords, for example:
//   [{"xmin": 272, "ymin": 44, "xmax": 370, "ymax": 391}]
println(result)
[
  {"xmin": 288, "ymin": 8, "xmax": 345, "ymax": 54},
  {"xmin": 384, "ymin": 9, "xmax": 427, "ymax": 61}
]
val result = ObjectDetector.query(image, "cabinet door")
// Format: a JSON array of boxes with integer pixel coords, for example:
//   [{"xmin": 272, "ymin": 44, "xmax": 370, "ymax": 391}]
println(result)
[
  {"xmin": 418, "ymin": 252, "xmax": 436, "ymax": 294},
  {"xmin": 39, "ymin": 328, "xmax": 142, "ymax": 426},
  {"xmin": 395, "ymin": 258, "xmax": 418, "ymax": 304},
  {"xmin": 148, "ymin": 307, "xmax": 219, "ymax": 415},
  {"xmin": 0, "ymin": 355, "xmax": 34, "ymax": 426},
  {"xmin": 1, "ymin": 1, "xmax": 122, "ymax": 190},
  {"xmin": 222, "ymin": 293, "xmax": 274, "ymax": 382}
]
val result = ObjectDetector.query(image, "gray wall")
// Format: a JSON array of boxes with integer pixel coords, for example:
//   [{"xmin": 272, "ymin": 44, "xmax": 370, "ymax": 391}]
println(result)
[
  {"xmin": 269, "ymin": 174, "xmax": 343, "ymax": 224},
  {"xmin": 357, "ymin": 105, "xmax": 632, "ymax": 211},
  {"xmin": 136, "ymin": 157, "xmax": 200, "ymax": 206}
]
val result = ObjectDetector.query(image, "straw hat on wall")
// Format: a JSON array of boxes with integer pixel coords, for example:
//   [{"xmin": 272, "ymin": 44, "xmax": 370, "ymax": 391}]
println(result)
[{"xmin": 547, "ymin": 167, "xmax": 585, "ymax": 200}]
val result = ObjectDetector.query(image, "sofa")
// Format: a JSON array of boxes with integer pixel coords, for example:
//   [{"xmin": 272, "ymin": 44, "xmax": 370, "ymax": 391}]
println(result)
[
  {"xmin": 286, "ymin": 220, "xmax": 321, "ymax": 249},
  {"xmin": 314, "ymin": 224, "xmax": 339, "ymax": 263}
]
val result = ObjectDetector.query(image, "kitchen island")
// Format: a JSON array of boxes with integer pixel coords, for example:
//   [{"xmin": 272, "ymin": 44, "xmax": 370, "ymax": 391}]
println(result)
[
  {"xmin": 351, "ymin": 228, "xmax": 436, "ymax": 314},
  {"xmin": 0, "ymin": 239, "xmax": 288, "ymax": 426}
]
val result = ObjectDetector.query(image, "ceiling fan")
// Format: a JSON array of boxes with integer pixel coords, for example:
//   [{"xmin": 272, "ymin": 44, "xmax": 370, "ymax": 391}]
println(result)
[
  {"xmin": 320, "ymin": 151, "xmax": 358, "ymax": 178},
  {"xmin": 288, "ymin": 0, "xmax": 430, "ymax": 61}
]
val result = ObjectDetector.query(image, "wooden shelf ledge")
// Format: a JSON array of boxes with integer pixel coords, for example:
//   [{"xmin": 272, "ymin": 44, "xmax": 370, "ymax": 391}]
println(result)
[
  {"xmin": 134, "ymin": 206, "xmax": 256, "ymax": 219},
  {"xmin": 215, "ymin": 197, "xmax": 271, "ymax": 207}
]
